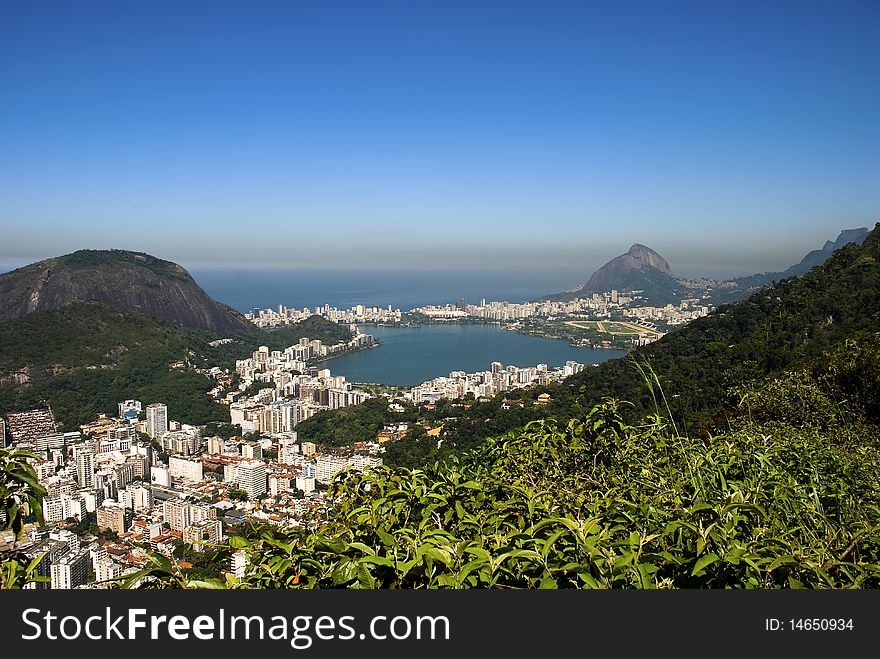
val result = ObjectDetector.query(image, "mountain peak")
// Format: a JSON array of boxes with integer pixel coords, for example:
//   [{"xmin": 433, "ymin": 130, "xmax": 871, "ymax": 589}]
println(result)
[
  {"xmin": 585, "ymin": 243, "xmax": 672, "ymax": 291},
  {"xmin": 0, "ymin": 249, "xmax": 252, "ymax": 334},
  {"xmin": 628, "ymin": 243, "xmax": 652, "ymax": 254}
]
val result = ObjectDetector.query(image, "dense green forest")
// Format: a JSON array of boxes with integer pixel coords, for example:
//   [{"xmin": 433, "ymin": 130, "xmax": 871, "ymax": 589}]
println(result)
[{"xmin": 0, "ymin": 301, "xmax": 354, "ymax": 430}]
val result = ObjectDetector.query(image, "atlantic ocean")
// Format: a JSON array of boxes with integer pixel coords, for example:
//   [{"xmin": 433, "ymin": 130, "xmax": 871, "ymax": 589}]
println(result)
[{"xmin": 190, "ymin": 267, "xmax": 583, "ymax": 313}]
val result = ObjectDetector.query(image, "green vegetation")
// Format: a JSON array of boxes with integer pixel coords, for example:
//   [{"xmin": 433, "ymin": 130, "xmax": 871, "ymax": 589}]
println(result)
[
  {"xmin": 261, "ymin": 315, "xmax": 354, "ymax": 350},
  {"xmin": 296, "ymin": 397, "xmax": 419, "ymax": 447},
  {"xmin": 3, "ymin": 229, "xmax": 879, "ymax": 590},
  {"xmin": 117, "ymin": 326, "xmax": 880, "ymax": 589},
  {"xmin": 30, "ymin": 249, "xmax": 191, "ymax": 278},
  {"xmin": 0, "ymin": 302, "xmax": 239, "ymax": 429},
  {"xmin": 122, "ymin": 354, "xmax": 880, "ymax": 588},
  {"xmin": 202, "ymin": 422, "xmax": 243, "ymax": 439},
  {"xmin": 0, "ymin": 302, "xmax": 354, "ymax": 431},
  {"xmin": 0, "ymin": 447, "xmax": 48, "ymax": 588}
]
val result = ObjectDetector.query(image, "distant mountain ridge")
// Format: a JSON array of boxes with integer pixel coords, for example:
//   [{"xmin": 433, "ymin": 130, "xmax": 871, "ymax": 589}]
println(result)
[
  {"xmin": 0, "ymin": 249, "xmax": 253, "ymax": 334},
  {"xmin": 725, "ymin": 227, "xmax": 871, "ymax": 299},
  {"xmin": 542, "ymin": 226, "xmax": 872, "ymax": 306},
  {"xmin": 781, "ymin": 227, "xmax": 869, "ymax": 277}
]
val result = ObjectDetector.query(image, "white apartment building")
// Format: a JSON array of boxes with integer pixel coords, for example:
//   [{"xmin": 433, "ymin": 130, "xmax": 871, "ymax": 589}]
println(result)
[
  {"xmin": 75, "ymin": 445, "xmax": 96, "ymax": 489},
  {"xmin": 163, "ymin": 499, "xmax": 192, "ymax": 532},
  {"xmin": 50, "ymin": 548, "xmax": 91, "ymax": 590},
  {"xmin": 182, "ymin": 519, "xmax": 224, "ymax": 552},
  {"xmin": 145, "ymin": 403, "xmax": 168, "ymax": 439},
  {"xmin": 237, "ymin": 459, "xmax": 267, "ymax": 499},
  {"xmin": 168, "ymin": 455, "xmax": 204, "ymax": 482},
  {"xmin": 95, "ymin": 558, "xmax": 124, "ymax": 584},
  {"xmin": 230, "ymin": 549, "xmax": 248, "ymax": 578}
]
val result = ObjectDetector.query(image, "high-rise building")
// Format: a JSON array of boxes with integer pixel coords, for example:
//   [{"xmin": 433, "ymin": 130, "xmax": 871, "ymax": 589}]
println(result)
[
  {"xmin": 95, "ymin": 558, "xmax": 123, "ymax": 584},
  {"xmin": 230, "ymin": 549, "xmax": 248, "ymax": 578},
  {"xmin": 182, "ymin": 519, "xmax": 224, "ymax": 552},
  {"xmin": 145, "ymin": 403, "xmax": 168, "ymax": 439},
  {"xmin": 96, "ymin": 503, "xmax": 131, "ymax": 536},
  {"xmin": 168, "ymin": 455, "xmax": 204, "ymax": 482},
  {"xmin": 241, "ymin": 442, "xmax": 262, "ymax": 460},
  {"xmin": 5, "ymin": 407, "xmax": 56, "ymax": 444},
  {"xmin": 50, "ymin": 548, "xmax": 91, "ymax": 590},
  {"xmin": 162, "ymin": 499, "xmax": 192, "ymax": 531},
  {"xmin": 257, "ymin": 406, "xmax": 285, "ymax": 435},
  {"xmin": 277, "ymin": 432, "xmax": 299, "ymax": 464},
  {"xmin": 75, "ymin": 444, "xmax": 96, "ymax": 489},
  {"xmin": 237, "ymin": 459, "xmax": 267, "ymax": 500},
  {"xmin": 127, "ymin": 483, "xmax": 153, "ymax": 512}
]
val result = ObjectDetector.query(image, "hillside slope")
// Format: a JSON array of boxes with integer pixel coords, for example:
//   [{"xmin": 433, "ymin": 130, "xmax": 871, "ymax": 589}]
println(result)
[
  {"xmin": 0, "ymin": 302, "xmax": 354, "ymax": 430},
  {"xmin": 0, "ymin": 249, "xmax": 252, "ymax": 334}
]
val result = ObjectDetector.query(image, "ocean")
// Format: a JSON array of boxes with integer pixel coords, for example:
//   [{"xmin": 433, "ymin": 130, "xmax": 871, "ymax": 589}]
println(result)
[{"xmin": 190, "ymin": 267, "xmax": 581, "ymax": 313}]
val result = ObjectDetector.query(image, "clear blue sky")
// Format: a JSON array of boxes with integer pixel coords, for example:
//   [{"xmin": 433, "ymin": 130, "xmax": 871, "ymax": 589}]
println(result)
[{"xmin": 1, "ymin": 0, "xmax": 878, "ymax": 277}]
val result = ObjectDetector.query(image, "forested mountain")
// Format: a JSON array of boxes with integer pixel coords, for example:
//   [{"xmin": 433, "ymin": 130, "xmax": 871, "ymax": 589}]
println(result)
[
  {"xmin": 0, "ymin": 301, "xmax": 352, "ymax": 431},
  {"xmin": 710, "ymin": 227, "xmax": 870, "ymax": 304}
]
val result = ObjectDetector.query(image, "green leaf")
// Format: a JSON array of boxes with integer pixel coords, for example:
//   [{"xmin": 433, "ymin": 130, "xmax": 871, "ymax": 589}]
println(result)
[
  {"xmin": 348, "ymin": 542, "xmax": 376, "ymax": 556},
  {"xmin": 331, "ymin": 560, "xmax": 359, "ymax": 585},
  {"xmin": 359, "ymin": 555, "xmax": 394, "ymax": 568},
  {"xmin": 539, "ymin": 576, "xmax": 558, "ymax": 589},
  {"xmin": 691, "ymin": 553, "xmax": 720, "ymax": 576}
]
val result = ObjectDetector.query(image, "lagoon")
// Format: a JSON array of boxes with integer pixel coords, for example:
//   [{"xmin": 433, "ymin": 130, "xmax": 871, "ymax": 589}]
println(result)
[{"xmin": 322, "ymin": 323, "xmax": 627, "ymax": 386}]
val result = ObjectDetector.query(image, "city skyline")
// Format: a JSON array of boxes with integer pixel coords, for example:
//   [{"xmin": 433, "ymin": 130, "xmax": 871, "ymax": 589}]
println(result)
[{"xmin": 2, "ymin": 1, "xmax": 878, "ymax": 276}]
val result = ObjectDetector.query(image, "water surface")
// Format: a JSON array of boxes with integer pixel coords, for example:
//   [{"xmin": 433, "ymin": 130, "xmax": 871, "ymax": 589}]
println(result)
[{"xmin": 323, "ymin": 323, "xmax": 626, "ymax": 385}]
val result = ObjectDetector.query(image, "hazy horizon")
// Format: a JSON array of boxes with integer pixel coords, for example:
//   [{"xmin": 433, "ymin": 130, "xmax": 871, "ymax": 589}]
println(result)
[
  {"xmin": 2, "ymin": 2, "xmax": 878, "ymax": 276},
  {"xmin": 0, "ymin": 224, "xmax": 873, "ymax": 294},
  {"xmin": 0, "ymin": 222, "xmax": 874, "ymax": 284}
]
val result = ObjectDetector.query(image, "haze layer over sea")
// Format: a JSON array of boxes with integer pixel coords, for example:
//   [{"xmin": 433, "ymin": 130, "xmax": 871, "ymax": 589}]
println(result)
[{"xmin": 191, "ymin": 267, "xmax": 584, "ymax": 313}]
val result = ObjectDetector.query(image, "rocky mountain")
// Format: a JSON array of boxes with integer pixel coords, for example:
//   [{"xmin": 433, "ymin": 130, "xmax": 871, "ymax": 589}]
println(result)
[
  {"xmin": 584, "ymin": 243, "xmax": 672, "ymax": 290},
  {"xmin": 543, "ymin": 243, "xmax": 682, "ymax": 303},
  {"xmin": 0, "ymin": 249, "xmax": 253, "ymax": 334}
]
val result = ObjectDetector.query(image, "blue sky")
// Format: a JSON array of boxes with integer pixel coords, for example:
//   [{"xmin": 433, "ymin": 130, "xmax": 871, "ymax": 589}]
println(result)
[{"xmin": 1, "ymin": 0, "xmax": 878, "ymax": 277}]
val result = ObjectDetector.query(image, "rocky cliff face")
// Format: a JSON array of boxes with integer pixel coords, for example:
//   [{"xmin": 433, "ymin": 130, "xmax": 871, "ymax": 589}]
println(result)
[
  {"xmin": 0, "ymin": 249, "xmax": 253, "ymax": 334},
  {"xmin": 584, "ymin": 243, "xmax": 672, "ymax": 291}
]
